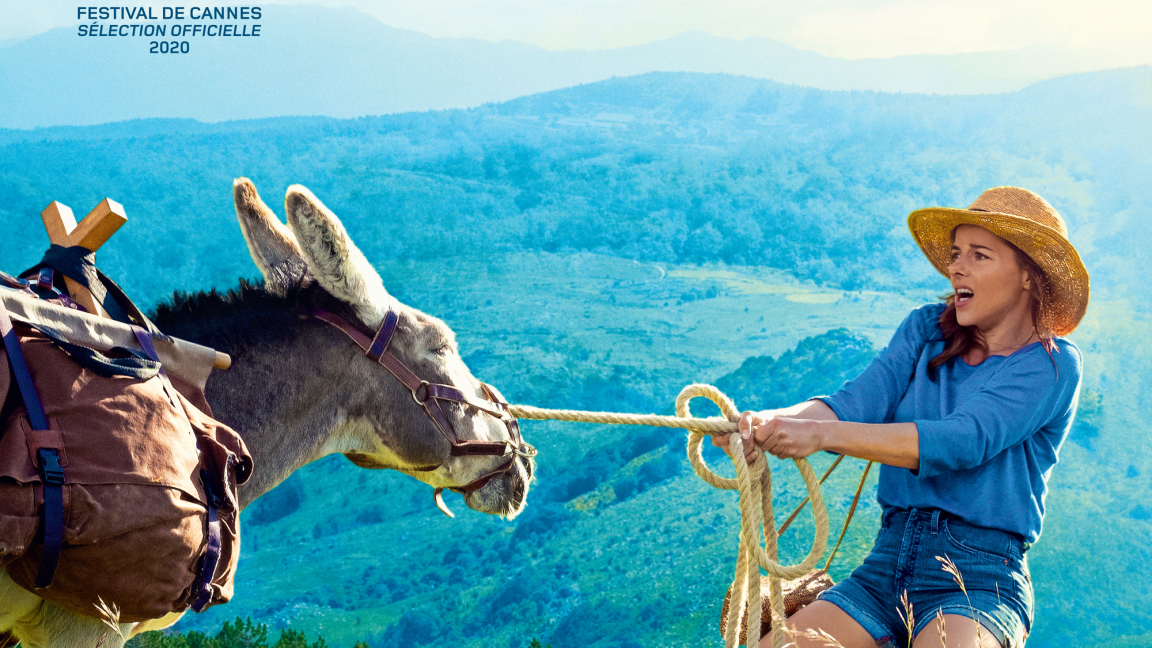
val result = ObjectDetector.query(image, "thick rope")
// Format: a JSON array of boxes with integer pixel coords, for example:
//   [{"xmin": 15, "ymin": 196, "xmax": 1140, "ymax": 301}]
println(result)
[
  {"xmin": 508, "ymin": 384, "xmax": 831, "ymax": 648},
  {"xmin": 509, "ymin": 403, "xmax": 738, "ymax": 433}
]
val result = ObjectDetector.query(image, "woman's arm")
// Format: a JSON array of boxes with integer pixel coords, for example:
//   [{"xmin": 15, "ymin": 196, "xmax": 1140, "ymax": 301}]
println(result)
[
  {"xmin": 754, "ymin": 399, "xmax": 841, "ymax": 421},
  {"xmin": 751, "ymin": 415, "xmax": 919, "ymax": 469},
  {"xmin": 712, "ymin": 400, "xmax": 919, "ymax": 468},
  {"xmin": 713, "ymin": 306, "xmax": 939, "ymax": 467}
]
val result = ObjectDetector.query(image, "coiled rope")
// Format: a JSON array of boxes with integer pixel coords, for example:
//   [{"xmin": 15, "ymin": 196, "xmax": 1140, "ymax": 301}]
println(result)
[{"xmin": 508, "ymin": 384, "xmax": 830, "ymax": 648}]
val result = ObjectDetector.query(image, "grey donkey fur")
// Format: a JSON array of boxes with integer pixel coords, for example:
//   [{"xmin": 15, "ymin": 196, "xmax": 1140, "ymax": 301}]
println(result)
[{"xmin": 0, "ymin": 178, "xmax": 534, "ymax": 647}]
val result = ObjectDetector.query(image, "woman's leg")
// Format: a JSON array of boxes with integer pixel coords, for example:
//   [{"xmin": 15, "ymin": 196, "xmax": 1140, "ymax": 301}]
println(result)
[
  {"xmin": 912, "ymin": 614, "xmax": 1003, "ymax": 648},
  {"xmin": 758, "ymin": 601, "xmax": 877, "ymax": 648}
]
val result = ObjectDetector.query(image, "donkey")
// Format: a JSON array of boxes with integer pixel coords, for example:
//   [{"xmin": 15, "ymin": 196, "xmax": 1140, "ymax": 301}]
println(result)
[{"xmin": 0, "ymin": 179, "xmax": 536, "ymax": 647}]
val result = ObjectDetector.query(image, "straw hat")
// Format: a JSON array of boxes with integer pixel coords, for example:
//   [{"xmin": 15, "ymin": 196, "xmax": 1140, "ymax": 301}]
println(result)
[{"xmin": 907, "ymin": 186, "xmax": 1089, "ymax": 336}]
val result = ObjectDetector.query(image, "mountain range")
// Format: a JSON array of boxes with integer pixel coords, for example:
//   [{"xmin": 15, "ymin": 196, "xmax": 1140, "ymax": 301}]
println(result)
[{"xmin": 0, "ymin": 4, "xmax": 1132, "ymax": 129}]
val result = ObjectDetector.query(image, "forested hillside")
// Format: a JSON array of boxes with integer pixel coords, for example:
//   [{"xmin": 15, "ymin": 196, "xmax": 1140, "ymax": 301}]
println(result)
[
  {"xmin": 1, "ymin": 69, "xmax": 1150, "ymax": 647},
  {"xmin": 3, "ymin": 68, "xmax": 1150, "ymax": 304}
]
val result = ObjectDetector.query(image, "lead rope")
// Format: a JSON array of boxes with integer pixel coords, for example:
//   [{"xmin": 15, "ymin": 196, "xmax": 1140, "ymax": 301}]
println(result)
[
  {"xmin": 509, "ymin": 384, "xmax": 830, "ymax": 648},
  {"xmin": 823, "ymin": 461, "xmax": 873, "ymax": 572}
]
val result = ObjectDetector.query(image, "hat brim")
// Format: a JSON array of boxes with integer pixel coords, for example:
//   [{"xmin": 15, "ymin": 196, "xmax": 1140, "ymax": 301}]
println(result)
[{"xmin": 908, "ymin": 207, "xmax": 1090, "ymax": 336}]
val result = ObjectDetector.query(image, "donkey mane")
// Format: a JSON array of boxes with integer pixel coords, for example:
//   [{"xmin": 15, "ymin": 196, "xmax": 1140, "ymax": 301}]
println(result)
[{"xmin": 150, "ymin": 279, "xmax": 363, "ymax": 357}]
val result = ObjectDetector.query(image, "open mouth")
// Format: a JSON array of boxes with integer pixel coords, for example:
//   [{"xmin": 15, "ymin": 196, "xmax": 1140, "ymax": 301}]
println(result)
[
  {"xmin": 468, "ymin": 453, "xmax": 534, "ymax": 518},
  {"xmin": 955, "ymin": 288, "xmax": 974, "ymax": 304},
  {"xmin": 432, "ymin": 453, "xmax": 534, "ymax": 519}
]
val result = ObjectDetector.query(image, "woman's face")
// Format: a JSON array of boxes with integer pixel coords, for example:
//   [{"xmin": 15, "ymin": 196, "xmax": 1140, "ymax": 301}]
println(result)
[{"xmin": 947, "ymin": 225, "xmax": 1033, "ymax": 333}]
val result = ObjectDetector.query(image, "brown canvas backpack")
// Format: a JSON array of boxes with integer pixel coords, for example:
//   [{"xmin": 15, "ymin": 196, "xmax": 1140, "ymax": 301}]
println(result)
[{"xmin": 0, "ymin": 288, "xmax": 252, "ymax": 622}]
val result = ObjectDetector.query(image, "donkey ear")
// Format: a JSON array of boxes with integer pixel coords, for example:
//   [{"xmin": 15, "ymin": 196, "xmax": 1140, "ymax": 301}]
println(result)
[
  {"xmin": 233, "ymin": 178, "xmax": 311, "ymax": 295},
  {"xmin": 283, "ymin": 184, "xmax": 390, "ymax": 326}
]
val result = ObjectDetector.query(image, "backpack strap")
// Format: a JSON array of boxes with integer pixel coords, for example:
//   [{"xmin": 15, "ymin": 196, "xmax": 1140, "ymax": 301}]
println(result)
[
  {"xmin": 0, "ymin": 297, "xmax": 64, "ymax": 588},
  {"xmin": 33, "ymin": 322, "xmax": 161, "ymax": 380},
  {"xmin": 23, "ymin": 244, "xmax": 168, "ymax": 338},
  {"xmin": 190, "ymin": 469, "xmax": 224, "ymax": 613}
]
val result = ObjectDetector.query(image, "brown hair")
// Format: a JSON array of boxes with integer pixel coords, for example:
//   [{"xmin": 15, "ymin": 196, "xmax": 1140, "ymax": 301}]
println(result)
[{"xmin": 929, "ymin": 234, "xmax": 1057, "ymax": 373}]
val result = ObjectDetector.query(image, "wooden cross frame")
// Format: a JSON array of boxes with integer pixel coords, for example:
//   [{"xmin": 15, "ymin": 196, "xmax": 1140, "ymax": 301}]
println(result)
[
  {"xmin": 35, "ymin": 198, "xmax": 231, "ymax": 370},
  {"xmin": 39, "ymin": 198, "xmax": 128, "ymax": 318}
]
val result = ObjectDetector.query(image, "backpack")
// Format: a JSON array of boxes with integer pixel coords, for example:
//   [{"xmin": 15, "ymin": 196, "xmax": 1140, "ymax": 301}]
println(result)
[{"xmin": 0, "ymin": 279, "xmax": 252, "ymax": 622}]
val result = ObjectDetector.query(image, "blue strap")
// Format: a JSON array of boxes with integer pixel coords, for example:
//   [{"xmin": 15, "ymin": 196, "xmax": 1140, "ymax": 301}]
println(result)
[
  {"xmin": 23, "ymin": 245, "xmax": 170, "ymax": 339},
  {"xmin": 0, "ymin": 297, "xmax": 65, "ymax": 588},
  {"xmin": 190, "ymin": 469, "xmax": 223, "ymax": 612},
  {"xmin": 25, "ymin": 245, "xmax": 130, "ymax": 323},
  {"xmin": 132, "ymin": 326, "xmax": 184, "ymax": 412},
  {"xmin": 0, "ymin": 298, "xmax": 49, "ymax": 431},
  {"xmin": 34, "ymin": 448, "xmax": 64, "ymax": 588},
  {"xmin": 33, "ymin": 322, "xmax": 160, "ymax": 380}
]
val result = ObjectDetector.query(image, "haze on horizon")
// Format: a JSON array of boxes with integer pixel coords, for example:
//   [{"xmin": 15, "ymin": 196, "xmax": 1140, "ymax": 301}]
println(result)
[{"xmin": 4, "ymin": 0, "xmax": 1151, "ymax": 68}]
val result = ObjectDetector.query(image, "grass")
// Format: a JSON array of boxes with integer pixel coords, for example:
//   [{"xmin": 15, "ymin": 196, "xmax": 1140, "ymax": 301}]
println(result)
[
  {"xmin": 936, "ymin": 555, "xmax": 986, "ymax": 646},
  {"xmin": 898, "ymin": 590, "xmax": 915, "ymax": 647}
]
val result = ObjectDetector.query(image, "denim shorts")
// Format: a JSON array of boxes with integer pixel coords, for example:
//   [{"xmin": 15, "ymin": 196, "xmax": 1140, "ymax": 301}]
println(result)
[{"xmin": 818, "ymin": 508, "xmax": 1032, "ymax": 647}]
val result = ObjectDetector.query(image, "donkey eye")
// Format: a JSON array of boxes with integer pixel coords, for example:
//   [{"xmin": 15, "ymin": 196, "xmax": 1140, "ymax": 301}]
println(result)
[{"xmin": 435, "ymin": 344, "xmax": 453, "ymax": 356}]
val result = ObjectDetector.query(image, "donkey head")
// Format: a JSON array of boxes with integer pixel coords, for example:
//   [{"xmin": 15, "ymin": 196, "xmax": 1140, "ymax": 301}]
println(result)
[{"xmin": 232, "ymin": 178, "xmax": 534, "ymax": 518}]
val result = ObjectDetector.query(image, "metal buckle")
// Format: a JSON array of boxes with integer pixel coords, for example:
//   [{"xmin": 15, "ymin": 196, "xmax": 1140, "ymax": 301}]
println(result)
[
  {"xmin": 515, "ymin": 444, "xmax": 537, "ymax": 458},
  {"xmin": 0, "ymin": 271, "xmax": 35, "ymax": 295},
  {"xmin": 412, "ymin": 381, "xmax": 429, "ymax": 404}
]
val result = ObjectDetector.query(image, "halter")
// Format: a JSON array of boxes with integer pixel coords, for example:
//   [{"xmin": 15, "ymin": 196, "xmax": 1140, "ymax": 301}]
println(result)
[{"xmin": 311, "ymin": 305, "xmax": 535, "ymax": 513}]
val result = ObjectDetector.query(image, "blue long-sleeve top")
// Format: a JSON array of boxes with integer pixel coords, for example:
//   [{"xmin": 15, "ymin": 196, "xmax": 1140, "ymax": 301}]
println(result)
[{"xmin": 817, "ymin": 303, "xmax": 1082, "ymax": 543}]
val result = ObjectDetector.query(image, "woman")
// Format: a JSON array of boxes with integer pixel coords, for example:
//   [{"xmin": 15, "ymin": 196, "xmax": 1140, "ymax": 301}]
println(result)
[{"xmin": 717, "ymin": 187, "xmax": 1088, "ymax": 648}]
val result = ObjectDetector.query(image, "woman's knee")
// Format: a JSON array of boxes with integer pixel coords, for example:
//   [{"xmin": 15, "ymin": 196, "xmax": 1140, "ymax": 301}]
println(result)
[
  {"xmin": 772, "ymin": 600, "xmax": 877, "ymax": 648},
  {"xmin": 912, "ymin": 613, "xmax": 1006, "ymax": 648}
]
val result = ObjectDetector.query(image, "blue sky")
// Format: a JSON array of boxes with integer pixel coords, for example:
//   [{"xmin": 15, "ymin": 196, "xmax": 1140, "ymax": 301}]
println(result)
[{"xmin": 4, "ymin": 0, "xmax": 1150, "ymax": 66}]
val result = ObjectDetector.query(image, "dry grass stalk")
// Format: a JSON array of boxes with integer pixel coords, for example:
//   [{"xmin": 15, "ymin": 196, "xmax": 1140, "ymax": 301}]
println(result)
[
  {"xmin": 897, "ymin": 589, "xmax": 915, "ymax": 648},
  {"xmin": 935, "ymin": 554, "xmax": 985, "ymax": 644},
  {"xmin": 93, "ymin": 597, "xmax": 124, "ymax": 639},
  {"xmin": 783, "ymin": 626, "xmax": 848, "ymax": 648},
  {"xmin": 936, "ymin": 554, "xmax": 965, "ymax": 593},
  {"xmin": 935, "ymin": 608, "xmax": 947, "ymax": 646}
]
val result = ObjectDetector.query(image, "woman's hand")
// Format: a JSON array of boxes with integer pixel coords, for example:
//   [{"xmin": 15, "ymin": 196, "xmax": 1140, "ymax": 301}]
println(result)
[
  {"xmin": 711, "ymin": 410, "xmax": 826, "ymax": 464},
  {"xmin": 710, "ymin": 400, "xmax": 918, "ymax": 468},
  {"xmin": 751, "ymin": 415, "xmax": 825, "ymax": 459},
  {"xmin": 710, "ymin": 410, "xmax": 768, "ymax": 464}
]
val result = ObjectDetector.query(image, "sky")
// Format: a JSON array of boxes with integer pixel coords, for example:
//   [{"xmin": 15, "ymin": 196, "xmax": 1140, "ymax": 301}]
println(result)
[{"xmin": 3, "ymin": 0, "xmax": 1151, "ymax": 65}]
